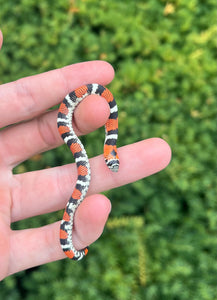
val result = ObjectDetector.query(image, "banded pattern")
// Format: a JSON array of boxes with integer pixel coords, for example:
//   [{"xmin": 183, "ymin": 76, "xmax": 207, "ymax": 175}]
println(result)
[{"xmin": 57, "ymin": 83, "xmax": 119, "ymax": 260}]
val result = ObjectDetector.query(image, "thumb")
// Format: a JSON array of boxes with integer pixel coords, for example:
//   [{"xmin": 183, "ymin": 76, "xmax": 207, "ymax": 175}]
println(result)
[
  {"xmin": 8, "ymin": 194, "xmax": 111, "ymax": 276},
  {"xmin": 72, "ymin": 194, "xmax": 112, "ymax": 251}
]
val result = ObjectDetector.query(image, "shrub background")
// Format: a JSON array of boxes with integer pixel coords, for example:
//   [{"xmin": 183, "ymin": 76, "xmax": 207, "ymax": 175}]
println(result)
[{"xmin": 0, "ymin": 0, "xmax": 216, "ymax": 299}]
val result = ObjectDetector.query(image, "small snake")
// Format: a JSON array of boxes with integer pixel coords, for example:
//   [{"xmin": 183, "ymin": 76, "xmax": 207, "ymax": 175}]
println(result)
[{"xmin": 57, "ymin": 83, "xmax": 119, "ymax": 260}]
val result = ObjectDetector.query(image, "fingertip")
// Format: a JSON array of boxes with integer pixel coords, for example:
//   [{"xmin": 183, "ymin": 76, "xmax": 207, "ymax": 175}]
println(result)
[
  {"xmin": 99, "ymin": 60, "xmax": 115, "ymax": 82},
  {"xmin": 74, "ymin": 94, "xmax": 110, "ymax": 135},
  {"xmin": 114, "ymin": 137, "xmax": 172, "ymax": 185},
  {"xmin": 80, "ymin": 194, "xmax": 112, "ymax": 222},
  {"xmin": 87, "ymin": 60, "xmax": 115, "ymax": 84},
  {"xmin": 65, "ymin": 60, "xmax": 115, "ymax": 88},
  {"xmin": 151, "ymin": 137, "xmax": 172, "ymax": 169}
]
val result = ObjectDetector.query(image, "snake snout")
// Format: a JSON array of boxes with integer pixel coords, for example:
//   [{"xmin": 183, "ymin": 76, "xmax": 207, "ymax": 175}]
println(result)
[{"xmin": 107, "ymin": 159, "xmax": 119, "ymax": 172}]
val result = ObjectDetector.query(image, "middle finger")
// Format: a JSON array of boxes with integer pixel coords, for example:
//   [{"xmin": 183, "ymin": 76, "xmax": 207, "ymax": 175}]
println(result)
[{"xmin": 11, "ymin": 138, "xmax": 171, "ymax": 222}]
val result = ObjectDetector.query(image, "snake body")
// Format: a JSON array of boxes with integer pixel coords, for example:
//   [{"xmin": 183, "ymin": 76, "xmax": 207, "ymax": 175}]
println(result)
[{"xmin": 57, "ymin": 83, "xmax": 119, "ymax": 260}]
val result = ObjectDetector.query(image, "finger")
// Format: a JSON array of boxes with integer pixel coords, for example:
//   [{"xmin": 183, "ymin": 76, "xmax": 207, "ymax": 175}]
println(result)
[
  {"xmin": 11, "ymin": 138, "xmax": 171, "ymax": 222},
  {"xmin": 9, "ymin": 194, "xmax": 111, "ymax": 275},
  {"xmin": 0, "ymin": 60, "xmax": 114, "ymax": 127},
  {"xmin": 0, "ymin": 30, "xmax": 3, "ymax": 49},
  {"xmin": 0, "ymin": 94, "xmax": 110, "ymax": 167}
]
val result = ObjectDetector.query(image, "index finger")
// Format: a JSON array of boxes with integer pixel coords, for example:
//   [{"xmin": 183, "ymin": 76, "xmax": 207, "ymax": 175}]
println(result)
[{"xmin": 0, "ymin": 61, "xmax": 114, "ymax": 127}]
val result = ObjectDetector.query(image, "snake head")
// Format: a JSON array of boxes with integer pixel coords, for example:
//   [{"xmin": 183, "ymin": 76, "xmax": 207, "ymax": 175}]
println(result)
[{"xmin": 106, "ymin": 158, "xmax": 119, "ymax": 172}]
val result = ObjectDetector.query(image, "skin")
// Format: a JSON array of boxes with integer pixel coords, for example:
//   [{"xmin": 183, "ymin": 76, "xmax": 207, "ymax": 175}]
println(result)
[{"xmin": 0, "ymin": 30, "xmax": 171, "ymax": 280}]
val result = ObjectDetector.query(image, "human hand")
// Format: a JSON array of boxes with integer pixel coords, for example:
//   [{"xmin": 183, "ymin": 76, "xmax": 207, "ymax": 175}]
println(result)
[{"xmin": 0, "ymin": 31, "xmax": 171, "ymax": 280}]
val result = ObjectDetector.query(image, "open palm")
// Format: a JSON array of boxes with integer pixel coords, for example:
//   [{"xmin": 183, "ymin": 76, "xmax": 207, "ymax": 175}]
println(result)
[{"xmin": 0, "ymin": 31, "xmax": 171, "ymax": 280}]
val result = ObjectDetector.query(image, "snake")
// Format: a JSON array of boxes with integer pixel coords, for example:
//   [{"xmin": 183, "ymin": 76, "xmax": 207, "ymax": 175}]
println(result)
[{"xmin": 57, "ymin": 83, "xmax": 119, "ymax": 260}]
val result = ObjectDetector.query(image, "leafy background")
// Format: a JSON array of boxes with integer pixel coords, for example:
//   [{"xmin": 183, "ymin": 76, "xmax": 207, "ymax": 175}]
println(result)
[{"xmin": 0, "ymin": 0, "xmax": 216, "ymax": 299}]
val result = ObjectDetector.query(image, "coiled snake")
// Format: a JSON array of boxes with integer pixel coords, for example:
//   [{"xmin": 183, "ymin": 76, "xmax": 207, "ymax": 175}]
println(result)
[{"xmin": 57, "ymin": 83, "xmax": 119, "ymax": 260}]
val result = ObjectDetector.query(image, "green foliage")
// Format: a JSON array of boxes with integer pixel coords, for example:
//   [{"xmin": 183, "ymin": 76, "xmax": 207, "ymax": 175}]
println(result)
[{"xmin": 0, "ymin": 0, "xmax": 216, "ymax": 299}]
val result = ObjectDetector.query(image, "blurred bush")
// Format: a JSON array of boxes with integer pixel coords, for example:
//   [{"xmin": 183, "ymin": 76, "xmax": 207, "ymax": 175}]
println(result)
[{"xmin": 0, "ymin": 0, "xmax": 216, "ymax": 299}]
